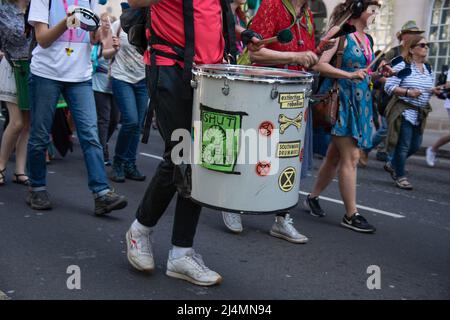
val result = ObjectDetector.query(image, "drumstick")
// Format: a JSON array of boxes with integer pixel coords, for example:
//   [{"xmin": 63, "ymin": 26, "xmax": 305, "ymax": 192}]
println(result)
[
  {"xmin": 259, "ymin": 29, "xmax": 293, "ymax": 45},
  {"xmin": 366, "ymin": 38, "xmax": 396, "ymax": 71}
]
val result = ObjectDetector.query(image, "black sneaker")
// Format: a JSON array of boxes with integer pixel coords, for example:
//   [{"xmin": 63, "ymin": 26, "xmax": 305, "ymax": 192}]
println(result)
[
  {"xmin": 341, "ymin": 213, "xmax": 376, "ymax": 233},
  {"xmin": 303, "ymin": 194, "xmax": 325, "ymax": 217},
  {"xmin": 110, "ymin": 162, "xmax": 125, "ymax": 183},
  {"xmin": 26, "ymin": 190, "xmax": 52, "ymax": 210},
  {"xmin": 94, "ymin": 190, "xmax": 128, "ymax": 215},
  {"xmin": 124, "ymin": 164, "xmax": 146, "ymax": 181}
]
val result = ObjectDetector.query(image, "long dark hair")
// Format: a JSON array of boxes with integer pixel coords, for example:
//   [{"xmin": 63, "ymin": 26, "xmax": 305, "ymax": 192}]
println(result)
[{"xmin": 328, "ymin": 0, "xmax": 380, "ymax": 28}]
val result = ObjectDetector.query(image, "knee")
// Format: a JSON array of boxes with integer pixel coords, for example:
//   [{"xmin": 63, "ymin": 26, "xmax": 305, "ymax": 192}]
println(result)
[
  {"xmin": 8, "ymin": 119, "xmax": 24, "ymax": 133},
  {"xmin": 325, "ymin": 154, "xmax": 340, "ymax": 169}
]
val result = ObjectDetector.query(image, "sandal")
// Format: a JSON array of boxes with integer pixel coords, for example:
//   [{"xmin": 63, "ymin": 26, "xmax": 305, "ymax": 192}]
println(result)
[
  {"xmin": 395, "ymin": 177, "xmax": 413, "ymax": 190},
  {"xmin": 13, "ymin": 173, "xmax": 30, "ymax": 186},
  {"xmin": 0, "ymin": 168, "xmax": 5, "ymax": 186}
]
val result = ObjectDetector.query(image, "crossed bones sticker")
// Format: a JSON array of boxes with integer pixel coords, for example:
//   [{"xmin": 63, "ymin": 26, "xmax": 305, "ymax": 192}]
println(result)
[{"xmin": 278, "ymin": 112, "xmax": 303, "ymax": 134}]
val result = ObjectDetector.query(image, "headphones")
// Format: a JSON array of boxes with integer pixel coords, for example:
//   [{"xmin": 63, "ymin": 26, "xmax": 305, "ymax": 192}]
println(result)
[{"xmin": 350, "ymin": 0, "xmax": 366, "ymax": 19}]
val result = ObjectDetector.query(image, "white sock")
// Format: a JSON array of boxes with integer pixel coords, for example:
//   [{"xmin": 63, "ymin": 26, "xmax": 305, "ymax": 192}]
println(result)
[
  {"xmin": 131, "ymin": 219, "xmax": 151, "ymax": 235},
  {"xmin": 170, "ymin": 246, "xmax": 193, "ymax": 259}
]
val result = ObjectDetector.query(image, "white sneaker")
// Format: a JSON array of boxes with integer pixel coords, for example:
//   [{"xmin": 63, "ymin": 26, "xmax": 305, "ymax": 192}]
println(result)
[
  {"xmin": 126, "ymin": 228, "xmax": 155, "ymax": 272},
  {"xmin": 222, "ymin": 211, "xmax": 243, "ymax": 233},
  {"xmin": 166, "ymin": 249, "xmax": 223, "ymax": 286},
  {"xmin": 426, "ymin": 147, "xmax": 436, "ymax": 167},
  {"xmin": 269, "ymin": 214, "xmax": 308, "ymax": 244}
]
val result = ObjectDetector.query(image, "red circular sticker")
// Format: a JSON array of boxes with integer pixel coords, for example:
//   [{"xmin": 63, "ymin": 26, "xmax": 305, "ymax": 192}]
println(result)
[
  {"xmin": 256, "ymin": 161, "xmax": 271, "ymax": 177},
  {"xmin": 299, "ymin": 148, "xmax": 304, "ymax": 162},
  {"xmin": 259, "ymin": 121, "xmax": 274, "ymax": 137}
]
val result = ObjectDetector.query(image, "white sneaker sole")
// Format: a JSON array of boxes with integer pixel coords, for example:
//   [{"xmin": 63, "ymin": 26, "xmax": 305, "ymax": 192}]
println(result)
[
  {"xmin": 340, "ymin": 222, "xmax": 376, "ymax": 233},
  {"xmin": 166, "ymin": 270, "xmax": 223, "ymax": 287},
  {"xmin": 269, "ymin": 230, "xmax": 308, "ymax": 244},
  {"xmin": 222, "ymin": 213, "xmax": 243, "ymax": 234},
  {"xmin": 125, "ymin": 231, "xmax": 154, "ymax": 273}
]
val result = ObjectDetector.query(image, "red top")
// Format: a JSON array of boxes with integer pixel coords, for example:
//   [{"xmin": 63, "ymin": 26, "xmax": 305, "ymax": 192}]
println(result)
[
  {"xmin": 250, "ymin": 0, "xmax": 316, "ymax": 71},
  {"xmin": 144, "ymin": 0, "xmax": 225, "ymax": 66}
]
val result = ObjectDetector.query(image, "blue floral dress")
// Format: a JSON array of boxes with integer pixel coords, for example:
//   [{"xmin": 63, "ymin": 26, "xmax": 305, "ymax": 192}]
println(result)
[{"xmin": 319, "ymin": 34, "xmax": 374, "ymax": 149}]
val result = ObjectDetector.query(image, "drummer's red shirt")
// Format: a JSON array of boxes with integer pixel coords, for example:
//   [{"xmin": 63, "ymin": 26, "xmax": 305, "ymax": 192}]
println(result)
[
  {"xmin": 143, "ymin": 0, "xmax": 225, "ymax": 66},
  {"xmin": 250, "ymin": 0, "xmax": 316, "ymax": 71}
]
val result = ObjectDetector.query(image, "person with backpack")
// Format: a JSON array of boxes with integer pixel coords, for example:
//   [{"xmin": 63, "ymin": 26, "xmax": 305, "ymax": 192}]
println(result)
[
  {"xmin": 426, "ymin": 67, "xmax": 450, "ymax": 167},
  {"xmin": 0, "ymin": 0, "xmax": 32, "ymax": 186},
  {"xmin": 124, "ymin": 0, "xmax": 261, "ymax": 287},
  {"xmin": 384, "ymin": 35, "xmax": 443, "ymax": 190},
  {"xmin": 221, "ymin": 0, "xmax": 320, "ymax": 242},
  {"xmin": 359, "ymin": 21, "xmax": 425, "ymax": 167},
  {"xmin": 103, "ymin": 11, "xmax": 148, "ymax": 183},
  {"xmin": 303, "ymin": 0, "xmax": 382, "ymax": 233},
  {"xmin": 26, "ymin": 0, "xmax": 128, "ymax": 214}
]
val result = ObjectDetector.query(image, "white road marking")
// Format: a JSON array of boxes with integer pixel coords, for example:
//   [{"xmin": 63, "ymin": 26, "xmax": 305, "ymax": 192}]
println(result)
[{"xmin": 140, "ymin": 152, "xmax": 406, "ymax": 219}]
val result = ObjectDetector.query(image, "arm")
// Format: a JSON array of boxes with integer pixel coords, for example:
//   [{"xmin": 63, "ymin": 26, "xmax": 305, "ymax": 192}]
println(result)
[
  {"xmin": 385, "ymin": 62, "xmax": 422, "ymax": 98},
  {"xmin": 102, "ymin": 23, "xmax": 119, "ymax": 59},
  {"xmin": 128, "ymin": 0, "xmax": 161, "ymax": 8},
  {"xmin": 34, "ymin": 20, "xmax": 68, "ymax": 49}
]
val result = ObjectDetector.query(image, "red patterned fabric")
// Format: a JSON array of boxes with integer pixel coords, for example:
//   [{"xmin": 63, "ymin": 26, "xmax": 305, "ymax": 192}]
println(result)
[{"xmin": 250, "ymin": 0, "xmax": 316, "ymax": 71}]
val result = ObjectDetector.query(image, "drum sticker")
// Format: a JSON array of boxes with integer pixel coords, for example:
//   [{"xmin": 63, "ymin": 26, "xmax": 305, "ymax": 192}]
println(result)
[
  {"xmin": 279, "ymin": 112, "xmax": 303, "ymax": 134},
  {"xmin": 299, "ymin": 147, "xmax": 304, "ymax": 162},
  {"xmin": 259, "ymin": 121, "xmax": 274, "ymax": 137},
  {"xmin": 278, "ymin": 92, "xmax": 305, "ymax": 109},
  {"xmin": 278, "ymin": 167, "xmax": 296, "ymax": 192},
  {"xmin": 200, "ymin": 104, "xmax": 247, "ymax": 173},
  {"xmin": 276, "ymin": 141, "xmax": 301, "ymax": 158},
  {"xmin": 256, "ymin": 161, "xmax": 271, "ymax": 177}
]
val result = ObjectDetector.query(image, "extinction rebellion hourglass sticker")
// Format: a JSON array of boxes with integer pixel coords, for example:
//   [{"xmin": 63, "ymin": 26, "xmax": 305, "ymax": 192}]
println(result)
[{"xmin": 200, "ymin": 105, "xmax": 247, "ymax": 174}]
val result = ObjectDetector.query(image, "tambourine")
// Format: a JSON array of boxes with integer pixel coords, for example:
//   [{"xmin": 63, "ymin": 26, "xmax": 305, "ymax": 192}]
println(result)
[{"xmin": 72, "ymin": 7, "xmax": 100, "ymax": 31}]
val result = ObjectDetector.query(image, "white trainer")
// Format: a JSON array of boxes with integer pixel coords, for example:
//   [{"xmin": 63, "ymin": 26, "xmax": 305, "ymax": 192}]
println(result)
[
  {"xmin": 426, "ymin": 147, "xmax": 436, "ymax": 167},
  {"xmin": 222, "ymin": 211, "xmax": 243, "ymax": 233},
  {"xmin": 269, "ymin": 214, "xmax": 308, "ymax": 244},
  {"xmin": 125, "ymin": 228, "xmax": 155, "ymax": 272},
  {"xmin": 166, "ymin": 249, "xmax": 223, "ymax": 286}
]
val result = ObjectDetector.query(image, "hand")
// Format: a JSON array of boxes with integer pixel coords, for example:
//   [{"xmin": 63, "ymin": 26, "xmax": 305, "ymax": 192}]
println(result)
[
  {"xmin": 112, "ymin": 36, "xmax": 120, "ymax": 51},
  {"xmin": 247, "ymin": 37, "xmax": 265, "ymax": 52},
  {"xmin": 293, "ymin": 51, "xmax": 319, "ymax": 68},
  {"xmin": 241, "ymin": 29, "xmax": 264, "ymax": 52},
  {"xmin": 408, "ymin": 89, "xmax": 422, "ymax": 98},
  {"xmin": 316, "ymin": 38, "xmax": 337, "ymax": 54},
  {"xmin": 377, "ymin": 62, "xmax": 396, "ymax": 77},
  {"xmin": 431, "ymin": 86, "xmax": 444, "ymax": 96},
  {"xmin": 66, "ymin": 14, "xmax": 80, "ymax": 29},
  {"xmin": 348, "ymin": 69, "xmax": 367, "ymax": 80}
]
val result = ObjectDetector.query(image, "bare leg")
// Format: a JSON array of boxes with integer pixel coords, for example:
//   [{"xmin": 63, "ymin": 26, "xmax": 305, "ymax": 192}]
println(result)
[
  {"xmin": 0, "ymin": 102, "xmax": 25, "ymax": 181},
  {"xmin": 310, "ymin": 139, "xmax": 340, "ymax": 198},
  {"xmin": 431, "ymin": 135, "xmax": 450, "ymax": 153},
  {"xmin": 14, "ymin": 110, "xmax": 30, "ymax": 180},
  {"xmin": 334, "ymin": 136, "xmax": 360, "ymax": 216}
]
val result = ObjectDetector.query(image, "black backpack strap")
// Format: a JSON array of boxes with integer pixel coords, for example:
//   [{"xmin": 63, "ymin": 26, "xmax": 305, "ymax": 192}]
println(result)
[
  {"xmin": 220, "ymin": 0, "xmax": 238, "ymax": 64},
  {"xmin": 182, "ymin": 0, "xmax": 195, "ymax": 87}
]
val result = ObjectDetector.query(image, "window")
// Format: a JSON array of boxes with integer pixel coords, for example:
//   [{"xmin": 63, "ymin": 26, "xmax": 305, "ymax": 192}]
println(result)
[
  {"xmin": 309, "ymin": 0, "xmax": 328, "ymax": 45},
  {"xmin": 368, "ymin": 0, "xmax": 394, "ymax": 52},
  {"xmin": 428, "ymin": 0, "xmax": 450, "ymax": 78}
]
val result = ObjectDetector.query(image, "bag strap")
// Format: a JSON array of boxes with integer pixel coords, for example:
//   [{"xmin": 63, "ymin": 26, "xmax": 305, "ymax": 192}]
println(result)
[{"xmin": 332, "ymin": 36, "xmax": 346, "ymax": 90}]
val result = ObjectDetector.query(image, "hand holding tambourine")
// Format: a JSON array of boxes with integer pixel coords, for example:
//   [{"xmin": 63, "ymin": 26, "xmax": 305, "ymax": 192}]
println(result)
[{"xmin": 66, "ymin": 5, "xmax": 100, "ymax": 31}]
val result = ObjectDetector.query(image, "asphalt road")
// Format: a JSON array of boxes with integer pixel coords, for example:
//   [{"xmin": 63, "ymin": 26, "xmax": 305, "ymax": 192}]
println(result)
[{"xmin": 0, "ymin": 125, "xmax": 449, "ymax": 300}]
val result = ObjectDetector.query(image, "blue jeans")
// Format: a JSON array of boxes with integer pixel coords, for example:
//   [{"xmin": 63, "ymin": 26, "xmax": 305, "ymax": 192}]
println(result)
[
  {"xmin": 391, "ymin": 118, "xmax": 423, "ymax": 178},
  {"xmin": 27, "ymin": 74, "xmax": 110, "ymax": 196},
  {"xmin": 364, "ymin": 116, "xmax": 388, "ymax": 153},
  {"xmin": 112, "ymin": 78, "xmax": 148, "ymax": 165}
]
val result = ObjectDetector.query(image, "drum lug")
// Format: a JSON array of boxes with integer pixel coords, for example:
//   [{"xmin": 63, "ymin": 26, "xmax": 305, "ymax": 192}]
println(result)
[
  {"xmin": 191, "ymin": 79, "xmax": 198, "ymax": 89},
  {"xmin": 271, "ymin": 84, "xmax": 279, "ymax": 100},
  {"xmin": 222, "ymin": 79, "xmax": 230, "ymax": 96}
]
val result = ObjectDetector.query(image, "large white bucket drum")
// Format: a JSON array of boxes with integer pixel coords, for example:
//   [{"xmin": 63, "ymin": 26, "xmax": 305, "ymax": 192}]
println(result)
[{"xmin": 190, "ymin": 64, "xmax": 313, "ymax": 214}]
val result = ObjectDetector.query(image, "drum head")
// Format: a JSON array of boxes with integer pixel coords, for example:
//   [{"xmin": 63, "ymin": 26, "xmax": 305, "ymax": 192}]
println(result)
[
  {"xmin": 193, "ymin": 64, "xmax": 313, "ymax": 84},
  {"xmin": 74, "ymin": 7, "xmax": 100, "ymax": 31}
]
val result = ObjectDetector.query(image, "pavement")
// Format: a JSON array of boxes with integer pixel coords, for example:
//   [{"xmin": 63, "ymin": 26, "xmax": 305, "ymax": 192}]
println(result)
[{"xmin": 0, "ymin": 122, "xmax": 449, "ymax": 300}]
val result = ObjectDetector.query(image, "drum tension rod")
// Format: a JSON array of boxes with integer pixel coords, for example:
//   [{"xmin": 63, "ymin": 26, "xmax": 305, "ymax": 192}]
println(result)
[{"xmin": 222, "ymin": 79, "xmax": 230, "ymax": 96}]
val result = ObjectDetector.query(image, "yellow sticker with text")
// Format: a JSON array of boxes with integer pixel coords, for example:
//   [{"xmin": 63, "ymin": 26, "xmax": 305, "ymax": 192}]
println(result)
[
  {"xmin": 276, "ymin": 141, "xmax": 301, "ymax": 158},
  {"xmin": 278, "ymin": 92, "xmax": 305, "ymax": 109}
]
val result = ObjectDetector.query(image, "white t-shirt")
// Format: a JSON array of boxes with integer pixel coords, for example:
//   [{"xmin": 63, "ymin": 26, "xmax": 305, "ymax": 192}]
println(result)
[
  {"xmin": 28, "ymin": 0, "xmax": 96, "ymax": 82},
  {"xmin": 445, "ymin": 72, "xmax": 450, "ymax": 110},
  {"xmin": 110, "ymin": 20, "xmax": 145, "ymax": 84}
]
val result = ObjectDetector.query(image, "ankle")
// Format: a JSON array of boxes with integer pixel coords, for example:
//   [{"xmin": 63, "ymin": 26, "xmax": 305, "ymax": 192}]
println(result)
[{"xmin": 170, "ymin": 246, "xmax": 193, "ymax": 259}]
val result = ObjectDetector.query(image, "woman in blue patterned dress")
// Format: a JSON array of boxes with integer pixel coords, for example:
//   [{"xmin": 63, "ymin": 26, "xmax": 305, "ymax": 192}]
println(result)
[{"xmin": 304, "ymin": 0, "xmax": 382, "ymax": 233}]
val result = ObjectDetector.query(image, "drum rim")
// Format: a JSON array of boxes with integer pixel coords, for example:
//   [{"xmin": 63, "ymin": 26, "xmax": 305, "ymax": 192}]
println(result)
[
  {"xmin": 73, "ymin": 7, "xmax": 100, "ymax": 31},
  {"xmin": 192, "ymin": 64, "xmax": 314, "ymax": 84}
]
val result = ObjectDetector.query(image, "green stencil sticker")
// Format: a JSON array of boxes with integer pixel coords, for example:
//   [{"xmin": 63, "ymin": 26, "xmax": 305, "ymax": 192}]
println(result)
[{"xmin": 200, "ymin": 105, "xmax": 245, "ymax": 173}]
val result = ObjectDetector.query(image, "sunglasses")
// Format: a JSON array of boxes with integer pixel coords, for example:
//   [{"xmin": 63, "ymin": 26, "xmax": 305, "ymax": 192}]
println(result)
[{"xmin": 414, "ymin": 43, "xmax": 430, "ymax": 49}]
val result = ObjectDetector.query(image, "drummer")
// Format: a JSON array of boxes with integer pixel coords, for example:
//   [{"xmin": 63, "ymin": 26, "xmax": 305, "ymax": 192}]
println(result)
[
  {"xmin": 125, "ymin": 0, "xmax": 262, "ymax": 287},
  {"xmin": 26, "ymin": 0, "xmax": 127, "ymax": 214},
  {"xmin": 221, "ymin": 0, "xmax": 325, "ymax": 243}
]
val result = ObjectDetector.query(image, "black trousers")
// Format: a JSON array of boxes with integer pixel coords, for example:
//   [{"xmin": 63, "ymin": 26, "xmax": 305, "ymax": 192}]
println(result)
[
  {"xmin": 136, "ymin": 65, "xmax": 201, "ymax": 247},
  {"xmin": 94, "ymin": 91, "xmax": 119, "ymax": 161}
]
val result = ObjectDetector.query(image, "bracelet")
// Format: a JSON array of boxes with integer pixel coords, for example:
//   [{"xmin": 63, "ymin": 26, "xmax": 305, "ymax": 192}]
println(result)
[{"xmin": 405, "ymin": 88, "xmax": 409, "ymax": 97}]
